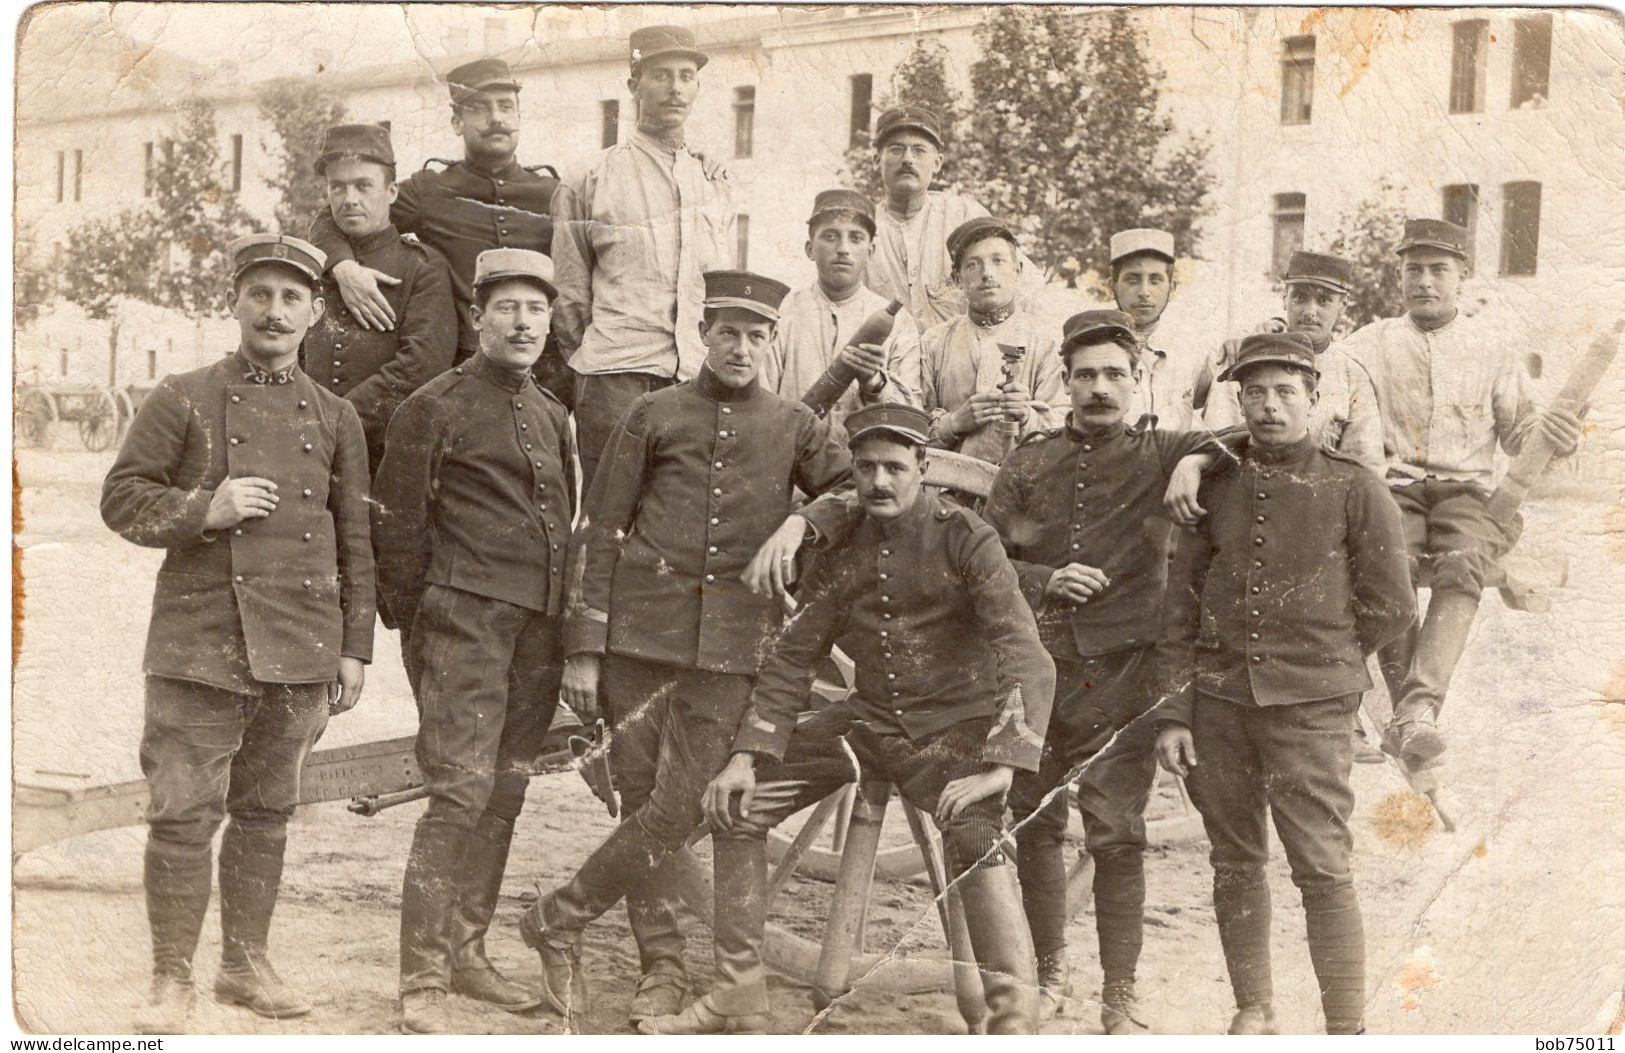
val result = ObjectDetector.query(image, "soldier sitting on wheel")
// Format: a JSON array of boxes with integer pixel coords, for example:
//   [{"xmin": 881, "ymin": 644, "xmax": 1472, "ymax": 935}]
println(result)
[
  {"xmin": 1152, "ymin": 333, "xmax": 1415, "ymax": 1035},
  {"xmin": 653, "ymin": 403, "xmax": 1056, "ymax": 1035}
]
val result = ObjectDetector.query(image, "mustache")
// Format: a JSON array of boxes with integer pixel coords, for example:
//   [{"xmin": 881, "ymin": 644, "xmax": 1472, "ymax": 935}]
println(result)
[
  {"xmin": 254, "ymin": 321, "xmax": 297, "ymax": 335},
  {"xmin": 1086, "ymin": 397, "xmax": 1119, "ymax": 409}
]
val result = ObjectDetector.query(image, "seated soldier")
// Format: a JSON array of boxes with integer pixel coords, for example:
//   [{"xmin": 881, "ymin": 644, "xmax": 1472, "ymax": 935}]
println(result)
[
  {"xmin": 1153, "ymin": 333, "xmax": 1416, "ymax": 1035},
  {"xmin": 641, "ymin": 403, "xmax": 1056, "ymax": 1035}
]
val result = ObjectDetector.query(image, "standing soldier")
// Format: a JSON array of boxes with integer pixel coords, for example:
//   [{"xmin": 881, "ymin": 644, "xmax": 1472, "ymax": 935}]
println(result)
[
  {"xmin": 552, "ymin": 25, "xmax": 737, "ymax": 488},
  {"xmin": 762, "ymin": 188, "xmax": 923, "ymax": 439},
  {"xmin": 1204, "ymin": 250, "xmax": 1383, "ymax": 473},
  {"xmin": 370, "ymin": 249, "xmax": 572, "ymax": 1033},
  {"xmin": 102, "ymin": 234, "xmax": 374, "ymax": 1034},
  {"xmin": 985, "ymin": 310, "xmax": 1229, "ymax": 1031},
  {"xmin": 1339, "ymin": 219, "xmax": 1582, "ymax": 765},
  {"xmin": 306, "ymin": 58, "xmax": 570, "ymax": 401},
  {"xmin": 1153, "ymin": 333, "xmax": 1415, "ymax": 1035},
  {"xmin": 921, "ymin": 216, "xmax": 1067, "ymax": 464},
  {"xmin": 301, "ymin": 122, "xmax": 457, "ymax": 474},
  {"xmin": 866, "ymin": 105, "xmax": 1033, "ymax": 329},
  {"xmin": 1107, "ymin": 228, "xmax": 1207, "ymax": 431},
  {"xmin": 674, "ymin": 403, "xmax": 1056, "ymax": 1035},
  {"xmin": 516, "ymin": 271, "xmax": 851, "ymax": 1026}
]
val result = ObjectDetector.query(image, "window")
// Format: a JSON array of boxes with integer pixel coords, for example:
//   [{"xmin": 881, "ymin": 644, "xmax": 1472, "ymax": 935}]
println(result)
[
  {"xmin": 54, "ymin": 151, "xmax": 64, "ymax": 203},
  {"xmin": 1441, "ymin": 183, "xmax": 1480, "ymax": 275},
  {"xmin": 1450, "ymin": 19, "xmax": 1488, "ymax": 114},
  {"xmin": 144, "ymin": 141, "xmax": 155, "ymax": 197},
  {"xmin": 147, "ymin": 349, "xmax": 158, "ymax": 380},
  {"xmin": 733, "ymin": 86, "xmax": 755, "ymax": 159},
  {"xmin": 229, "ymin": 134, "xmax": 243, "ymax": 192},
  {"xmin": 735, "ymin": 214, "xmax": 750, "ymax": 269},
  {"xmin": 72, "ymin": 149, "xmax": 82, "ymax": 202},
  {"xmin": 1511, "ymin": 14, "xmax": 1553, "ymax": 109},
  {"xmin": 849, "ymin": 73, "xmax": 873, "ymax": 147},
  {"xmin": 1500, "ymin": 181, "xmax": 1542, "ymax": 276},
  {"xmin": 1280, "ymin": 36, "xmax": 1315, "ymax": 125},
  {"xmin": 600, "ymin": 99, "xmax": 619, "ymax": 148},
  {"xmin": 59, "ymin": 348, "xmax": 68, "ymax": 376},
  {"xmin": 1270, "ymin": 192, "xmax": 1306, "ymax": 279}
]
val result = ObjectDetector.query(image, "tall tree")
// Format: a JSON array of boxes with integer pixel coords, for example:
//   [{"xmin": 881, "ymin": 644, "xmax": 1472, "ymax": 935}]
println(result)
[
  {"xmin": 840, "ymin": 40, "xmax": 965, "ymax": 199},
  {"xmin": 1325, "ymin": 178, "xmax": 1407, "ymax": 331},
  {"xmin": 956, "ymin": 9, "xmax": 1215, "ymax": 281},
  {"xmin": 56, "ymin": 96, "xmax": 257, "ymax": 385},
  {"xmin": 258, "ymin": 77, "xmax": 347, "ymax": 234}
]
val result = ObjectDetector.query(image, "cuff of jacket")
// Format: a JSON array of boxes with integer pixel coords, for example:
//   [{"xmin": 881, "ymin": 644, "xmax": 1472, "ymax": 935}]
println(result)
[
  {"xmin": 340, "ymin": 623, "xmax": 375, "ymax": 664},
  {"xmin": 980, "ymin": 734, "xmax": 1042, "ymax": 773},
  {"xmin": 1150, "ymin": 685, "xmax": 1195, "ymax": 729},
  {"xmin": 927, "ymin": 411, "xmax": 963, "ymax": 449},
  {"xmin": 1016, "ymin": 563, "xmax": 1055, "ymax": 614},
  {"xmin": 796, "ymin": 493, "xmax": 849, "ymax": 542},
  {"xmin": 563, "ymin": 607, "xmax": 609, "ymax": 657},
  {"xmin": 730, "ymin": 710, "xmax": 792, "ymax": 761}
]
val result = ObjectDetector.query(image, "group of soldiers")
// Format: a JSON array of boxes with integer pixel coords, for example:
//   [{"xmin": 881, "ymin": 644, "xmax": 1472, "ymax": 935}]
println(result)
[{"xmin": 100, "ymin": 23, "xmax": 1587, "ymax": 1037}]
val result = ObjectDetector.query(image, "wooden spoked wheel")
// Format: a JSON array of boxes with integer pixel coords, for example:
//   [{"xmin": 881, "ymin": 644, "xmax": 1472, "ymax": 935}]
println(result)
[{"xmin": 77, "ymin": 389, "xmax": 119, "ymax": 451}]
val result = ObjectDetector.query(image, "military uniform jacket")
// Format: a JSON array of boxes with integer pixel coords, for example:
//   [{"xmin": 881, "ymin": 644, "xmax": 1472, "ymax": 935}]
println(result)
[
  {"xmin": 101, "ymin": 353, "xmax": 375, "ymax": 693},
  {"xmin": 310, "ymin": 157, "xmax": 558, "ymax": 355},
  {"xmin": 301, "ymin": 224, "xmax": 457, "ymax": 462},
  {"xmin": 983, "ymin": 417, "xmax": 1221, "ymax": 660},
  {"xmin": 563, "ymin": 366, "xmax": 851, "ymax": 676},
  {"xmin": 371, "ymin": 353, "xmax": 573, "ymax": 631},
  {"xmin": 1155, "ymin": 435, "xmax": 1414, "ymax": 725},
  {"xmin": 733, "ymin": 492, "xmax": 1055, "ymax": 773}
]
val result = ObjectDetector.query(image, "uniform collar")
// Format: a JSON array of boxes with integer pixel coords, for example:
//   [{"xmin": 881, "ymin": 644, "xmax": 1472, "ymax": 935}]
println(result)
[
  {"xmin": 347, "ymin": 223, "xmax": 400, "ymax": 256},
  {"xmin": 463, "ymin": 155, "xmax": 522, "ymax": 181},
  {"xmin": 234, "ymin": 350, "xmax": 300, "ymax": 385},
  {"xmin": 1065, "ymin": 414, "xmax": 1126, "ymax": 444},
  {"xmin": 1406, "ymin": 309, "xmax": 1460, "ymax": 336},
  {"xmin": 870, "ymin": 489, "xmax": 933, "ymax": 539},
  {"xmin": 1248, "ymin": 433, "xmax": 1316, "ymax": 466},
  {"xmin": 693, "ymin": 364, "xmax": 760, "ymax": 403},
  {"xmin": 471, "ymin": 351, "xmax": 532, "ymax": 393}
]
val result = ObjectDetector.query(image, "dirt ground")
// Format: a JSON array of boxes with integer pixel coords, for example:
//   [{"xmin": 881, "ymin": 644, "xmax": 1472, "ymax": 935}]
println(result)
[{"xmin": 11, "ymin": 440, "xmax": 1625, "ymax": 1035}]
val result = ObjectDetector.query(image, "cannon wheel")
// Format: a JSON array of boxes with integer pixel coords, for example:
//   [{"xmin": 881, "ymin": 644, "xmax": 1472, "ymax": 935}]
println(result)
[
  {"xmin": 77, "ymin": 390, "xmax": 119, "ymax": 452},
  {"xmin": 15, "ymin": 388, "xmax": 54, "ymax": 448}
]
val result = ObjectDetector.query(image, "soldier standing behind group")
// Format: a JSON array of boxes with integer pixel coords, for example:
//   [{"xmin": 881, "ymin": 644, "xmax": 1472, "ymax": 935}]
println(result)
[
  {"xmin": 102, "ymin": 235, "xmax": 374, "ymax": 1034},
  {"xmin": 307, "ymin": 58, "xmax": 571, "ymax": 402},
  {"xmin": 371, "ymin": 250, "xmax": 573, "ymax": 1034},
  {"xmin": 1154, "ymin": 333, "xmax": 1415, "ymax": 1035},
  {"xmin": 551, "ymin": 25, "xmax": 737, "ymax": 488},
  {"xmin": 299, "ymin": 123, "xmax": 457, "ymax": 474},
  {"xmin": 1108, "ymin": 228, "xmax": 1208, "ymax": 431}
]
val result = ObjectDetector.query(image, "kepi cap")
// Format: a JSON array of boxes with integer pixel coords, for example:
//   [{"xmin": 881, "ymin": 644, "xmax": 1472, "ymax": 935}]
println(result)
[
  {"xmin": 315, "ymin": 122, "xmax": 394, "ymax": 176},
  {"xmin": 629, "ymin": 25, "xmax": 707, "ymax": 74},
  {"xmin": 874, "ymin": 104, "xmax": 943, "ymax": 149},
  {"xmin": 947, "ymin": 215, "xmax": 1018, "ymax": 270},
  {"xmin": 473, "ymin": 248, "xmax": 557, "ymax": 301},
  {"xmin": 1060, "ymin": 309, "xmax": 1137, "ymax": 356},
  {"xmin": 845, "ymin": 403, "xmax": 932, "ymax": 447},
  {"xmin": 1109, "ymin": 228, "xmax": 1176, "ymax": 266},
  {"xmin": 447, "ymin": 58, "xmax": 521, "ymax": 103},
  {"xmin": 230, "ymin": 233, "xmax": 326, "ymax": 287},
  {"xmin": 1282, "ymin": 250, "xmax": 1354, "ymax": 295},
  {"xmin": 1397, "ymin": 218, "xmax": 1470, "ymax": 261},
  {"xmin": 808, "ymin": 189, "xmax": 876, "ymax": 236},
  {"xmin": 703, "ymin": 270, "xmax": 790, "ymax": 323},
  {"xmin": 1217, "ymin": 331, "xmax": 1320, "ymax": 382}
]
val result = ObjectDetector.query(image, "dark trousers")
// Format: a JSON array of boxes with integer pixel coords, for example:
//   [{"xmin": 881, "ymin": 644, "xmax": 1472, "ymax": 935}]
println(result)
[
  {"xmin": 573, "ymin": 371, "xmax": 676, "ymax": 493},
  {"xmin": 1007, "ymin": 649, "xmax": 1156, "ymax": 992},
  {"xmin": 1185, "ymin": 691, "xmax": 1366, "ymax": 1032},
  {"xmin": 140, "ymin": 675, "xmax": 329, "ymax": 979},
  {"xmin": 400, "ymin": 585, "xmax": 562, "ymax": 994}
]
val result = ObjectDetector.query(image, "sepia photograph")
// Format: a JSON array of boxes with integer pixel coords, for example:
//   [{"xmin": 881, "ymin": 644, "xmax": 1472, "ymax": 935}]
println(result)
[{"xmin": 10, "ymin": 1, "xmax": 1625, "ymax": 1038}]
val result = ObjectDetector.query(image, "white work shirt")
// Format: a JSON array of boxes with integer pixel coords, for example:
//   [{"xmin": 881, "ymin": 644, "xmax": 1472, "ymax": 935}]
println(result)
[{"xmin": 920, "ymin": 308, "xmax": 1067, "ymax": 465}]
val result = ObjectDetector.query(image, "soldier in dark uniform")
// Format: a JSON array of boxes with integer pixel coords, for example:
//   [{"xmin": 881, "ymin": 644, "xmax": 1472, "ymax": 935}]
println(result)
[
  {"xmin": 306, "ymin": 58, "xmax": 571, "ymax": 402},
  {"xmin": 299, "ymin": 122, "xmax": 456, "ymax": 474},
  {"xmin": 102, "ymin": 234, "xmax": 374, "ymax": 1034},
  {"xmin": 663, "ymin": 403, "xmax": 1055, "ymax": 1035},
  {"xmin": 1153, "ymin": 333, "xmax": 1416, "ymax": 1035},
  {"xmin": 515, "ymin": 271, "xmax": 852, "ymax": 1026},
  {"xmin": 984, "ymin": 310, "xmax": 1230, "ymax": 1031},
  {"xmin": 371, "ymin": 248, "xmax": 572, "ymax": 1033}
]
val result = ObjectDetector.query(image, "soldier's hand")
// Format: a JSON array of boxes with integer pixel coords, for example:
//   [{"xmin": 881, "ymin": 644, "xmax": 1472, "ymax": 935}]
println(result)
[
  {"xmin": 1156, "ymin": 725, "xmax": 1198, "ymax": 777},
  {"xmin": 744, "ymin": 514, "xmax": 810, "ymax": 599},
  {"xmin": 1255, "ymin": 316, "xmax": 1288, "ymax": 335},
  {"xmin": 204, "ymin": 477, "xmax": 279, "ymax": 531},
  {"xmin": 1164, "ymin": 455, "xmax": 1211, "ymax": 526},
  {"xmin": 332, "ymin": 260, "xmax": 401, "ymax": 331},
  {"xmin": 837, "ymin": 342, "xmax": 888, "ymax": 381},
  {"xmin": 1537, "ymin": 406, "xmax": 1584, "ymax": 454},
  {"xmin": 936, "ymin": 764, "xmax": 1014, "ymax": 825},
  {"xmin": 329, "ymin": 656, "xmax": 366, "ymax": 715},
  {"xmin": 704, "ymin": 752, "xmax": 758, "ymax": 833},
  {"xmin": 948, "ymin": 392, "xmax": 1004, "ymax": 436},
  {"xmin": 689, "ymin": 147, "xmax": 732, "ymax": 182},
  {"xmin": 561, "ymin": 653, "xmax": 602, "ymax": 721},
  {"xmin": 997, "ymin": 380, "xmax": 1034, "ymax": 425},
  {"xmin": 1045, "ymin": 564, "xmax": 1110, "ymax": 605}
]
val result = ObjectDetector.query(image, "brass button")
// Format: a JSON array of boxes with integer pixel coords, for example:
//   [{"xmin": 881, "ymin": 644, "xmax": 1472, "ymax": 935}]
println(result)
[
  {"xmin": 713, "ymin": 488, "xmax": 723, "ymax": 496},
  {"xmin": 303, "ymin": 488, "xmax": 312, "ymax": 497},
  {"xmin": 714, "ymin": 461, "xmax": 724, "ymax": 469},
  {"xmin": 1251, "ymin": 586, "xmax": 1261, "ymax": 595},
  {"xmin": 1257, "ymin": 492, "xmax": 1267, "ymax": 500},
  {"xmin": 1254, "ymin": 537, "xmax": 1264, "ymax": 546},
  {"xmin": 1251, "ymin": 655, "xmax": 1263, "ymax": 664},
  {"xmin": 1250, "ymin": 632, "xmax": 1260, "ymax": 641},
  {"xmin": 887, "ymin": 673, "xmax": 896, "ymax": 680},
  {"xmin": 230, "ymin": 394, "xmax": 241, "ymax": 403},
  {"xmin": 880, "ymin": 630, "xmax": 889, "ymax": 638},
  {"xmin": 1250, "ymin": 609, "xmax": 1261, "ymax": 617},
  {"xmin": 332, "ymin": 360, "xmax": 341, "ymax": 368},
  {"xmin": 1072, "ymin": 543, "xmax": 1081, "ymax": 550},
  {"xmin": 229, "ymin": 437, "xmax": 241, "ymax": 445},
  {"xmin": 516, "ymin": 401, "xmax": 524, "ymax": 409},
  {"xmin": 303, "ymin": 443, "xmax": 313, "ymax": 451},
  {"xmin": 1076, "ymin": 483, "xmax": 1085, "ymax": 491},
  {"xmin": 710, "ymin": 517, "xmax": 720, "ymax": 525},
  {"xmin": 298, "ymin": 400, "xmax": 308, "ymax": 409},
  {"xmin": 303, "ymin": 579, "xmax": 312, "ymax": 588},
  {"xmin": 1083, "ymin": 444, "xmax": 1092, "ymax": 452},
  {"xmin": 1256, "ymin": 515, "xmax": 1266, "ymax": 524},
  {"xmin": 881, "ymin": 549, "xmax": 890, "ymax": 557},
  {"xmin": 722, "ymin": 407, "xmax": 732, "ymax": 414},
  {"xmin": 881, "ymin": 595, "xmax": 890, "ymax": 603},
  {"xmin": 708, "ymin": 546, "xmax": 718, "ymax": 554},
  {"xmin": 233, "ymin": 528, "xmax": 243, "ymax": 536},
  {"xmin": 883, "ymin": 613, "xmax": 892, "ymax": 620},
  {"xmin": 234, "ymin": 574, "xmax": 244, "ymax": 582},
  {"xmin": 303, "ymin": 532, "xmax": 312, "ymax": 541},
  {"xmin": 525, "ymin": 443, "xmax": 533, "ymax": 450},
  {"xmin": 520, "ymin": 423, "xmax": 528, "ymax": 431},
  {"xmin": 879, "ymin": 572, "xmax": 889, "ymax": 580},
  {"xmin": 535, "ymin": 462, "xmax": 543, "ymax": 469},
  {"xmin": 705, "ymin": 574, "xmax": 716, "ymax": 583}
]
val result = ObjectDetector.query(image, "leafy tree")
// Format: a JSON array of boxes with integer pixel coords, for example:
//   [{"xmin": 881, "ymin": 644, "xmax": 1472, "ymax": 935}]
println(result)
[
  {"xmin": 258, "ymin": 77, "xmax": 347, "ymax": 234},
  {"xmin": 56, "ymin": 96, "xmax": 257, "ymax": 385},
  {"xmin": 1325, "ymin": 178, "xmax": 1407, "ymax": 331},
  {"xmin": 955, "ymin": 9, "xmax": 1215, "ymax": 281},
  {"xmin": 840, "ymin": 40, "xmax": 966, "ymax": 199},
  {"xmin": 13, "ymin": 227, "xmax": 55, "ymax": 329}
]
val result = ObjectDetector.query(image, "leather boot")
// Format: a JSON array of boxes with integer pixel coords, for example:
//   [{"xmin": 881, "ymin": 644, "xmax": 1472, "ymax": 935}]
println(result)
[
  {"xmin": 143, "ymin": 836, "xmax": 212, "ymax": 989},
  {"xmin": 638, "ymin": 994, "xmax": 770, "ymax": 1035},
  {"xmin": 134, "ymin": 974, "xmax": 196, "ymax": 1035},
  {"xmin": 624, "ymin": 857, "xmax": 690, "ymax": 1022},
  {"xmin": 1304, "ymin": 886, "xmax": 1366, "ymax": 1035},
  {"xmin": 1228, "ymin": 1004, "xmax": 1279, "ymax": 1035},
  {"xmin": 956, "ymin": 864, "xmax": 1041, "ymax": 1035},
  {"xmin": 1386, "ymin": 591, "xmax": 1480, "ymax": 765},
  {"xmin": 1212, "ymin": 864, "xmax": 1273, "ymax": 1020},
  {"xmin": 1093, "ymin": 847, "xmax": 1147, "ymax": 1034},
  {"xmin": 704, "ymin": 838, "xmax": 773, "ymax": 1021},
  {"xmin": 517, "ymin": 898, "xmax": 588, "ymax": 1024},
  {"xmin": 1035, "ymin": 950, "xmax": 1073, "ymax": 1021},
  {"xmin": 400, "ymin": 989, "xmax": 453, "ymax": 1035},
  {"xmin": 400, "ymin": 816, "xmax": 467, "ymax": 1000},
  {"xmin": 447, "ymin": 812, "xmax": 544, "ymax": 1011},
  {"xmin": 215, "ymin": 820, "xmax": 312, "ymax": 1018}
]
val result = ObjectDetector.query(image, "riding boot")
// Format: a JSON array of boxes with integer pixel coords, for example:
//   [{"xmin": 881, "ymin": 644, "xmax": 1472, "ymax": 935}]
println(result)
[
  {"xmin": 1212, "ymin": 863, "xmax": 1273, "ymax": 1015},
  {"xmin": 1304, "ymin": 886, "xmax": 1366, "ymax": 1035},
  {"xmin": 447, "ymin": 811, "xmax": 543, "ymax": 1010},
  {"xmin": 399, "ymin": 816, "xmax": 468, "ymax": 996},
  {"xmin": 956, "ymin": 864, "xmax": 1041, "ymax": 1035},
  {"xmin": 137, "ymin": 836, "xmax": 211, "ymax": 1033},
  {"xmin": 1093, "ymin": 846, "xmax": 1148, "ymax": 1033},
  {"xmin": 215, "ymin": 819, "xmax": 311, "ymax": 1018},
  {"xmin": 707, "ymin": 837, "xmax": 773, "ymax": 1019},
  {"xmin": 1387, "ymin": 591, "xmax": 1480, "ymax": 764},
  {"xmin": 625, "ymin": 857, "xmax": 690, "ymax": 1022}
]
